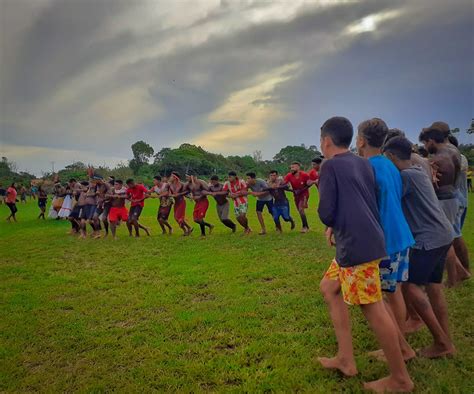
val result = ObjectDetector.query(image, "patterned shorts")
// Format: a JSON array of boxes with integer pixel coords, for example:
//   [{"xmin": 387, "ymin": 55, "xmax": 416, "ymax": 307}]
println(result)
[
  {"xmin": 379, "ymin": 248, "xmax": 410, "ymax": 293},
  {"xmin": 234, "ymin": 203, "xmax": 248, "ymax": 217},
  {"xmin": 324, "ymin": 259, "xmax": 382, "ymax": 306}
]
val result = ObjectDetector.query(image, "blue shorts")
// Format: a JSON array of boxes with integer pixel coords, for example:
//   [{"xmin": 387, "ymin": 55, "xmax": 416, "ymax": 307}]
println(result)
[
  {"xmin": 256, "ymin": 200, "xmax": 273, "ymax": 213},
  {"xmin": 272, "ymin": 203, "xmax": 291, "ymax": 222},
  {"xmin": 80, "ymin": 204, "xmax": 96, "ymax": 220},
  {"xmin": 379, "ymin": 248, "xmax": 410, "ymax": 292},
  {"xmin": 69, "ymin": 205, "xmax": 82, "ymax": 219}
]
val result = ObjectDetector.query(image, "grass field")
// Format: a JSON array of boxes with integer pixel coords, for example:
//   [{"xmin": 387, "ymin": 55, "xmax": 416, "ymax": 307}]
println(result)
[{"xmin": 0, "ymin": 191, "xmax": 473, "ymax": 393}]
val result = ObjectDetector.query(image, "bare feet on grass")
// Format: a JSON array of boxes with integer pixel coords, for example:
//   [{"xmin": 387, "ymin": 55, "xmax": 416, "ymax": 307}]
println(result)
[
  {"xmin": 368, "ymin": 348, "xmax": 416, "ymax": 362},
  {"xmin": 317, "ymin": 356, "xmax": 358, "ymax": 377},
  {"xmin": 404, "ymin": 318, "xmax": 424, "ymax": 334},
  {"xmin": 364, "ymin": 376, "xmax": 414, "ymax": 393},
  {"xmin": 418, "ymin": 343, "xmax": 456, "ymax": 359}
]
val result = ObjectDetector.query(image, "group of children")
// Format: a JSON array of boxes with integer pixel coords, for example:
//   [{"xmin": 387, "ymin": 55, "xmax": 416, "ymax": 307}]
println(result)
[{"xmin": 317, "ymin": 117, "xmax": 469, "ymax": 392}]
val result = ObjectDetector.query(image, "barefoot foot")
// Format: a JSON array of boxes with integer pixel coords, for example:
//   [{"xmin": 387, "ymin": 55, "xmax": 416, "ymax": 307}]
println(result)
[
  {"xmin": 363, "ymin": 376, "xmax": 414, "ymax": 393},
  {"xmin": 317, "ymin": 356, "xmax": 358, "ymax": 377},
  {"xmin": 418, "ymin": 343, "xmax": 456, "ymax": 359}
]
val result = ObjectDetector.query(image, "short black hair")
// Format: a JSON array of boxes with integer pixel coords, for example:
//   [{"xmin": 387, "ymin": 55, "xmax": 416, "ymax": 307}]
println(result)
[
  {"xmin": 246, "ymin": 172, "xmax": 256, "ymax": 178},
  {"xmin": 210, "ymin": 175, "xmax": 219, "ymax": 181},
  {"xmin": 109, "ymin": 175, "xmax": 115, "ymax": 180},
  {"xmin": 126, "ymin": 178, "xmax": 134, "ymax": 185},
  {"xmin": 382, "ymin": 136, "xmax": 413, "ymax": 160},
  {"xmin": 290, "ymin": 161, "xmax": 301, "ymax": 166},
  {"xmin": 69, "ymin": 178, "xmax": 76, "ymax": 183},
  {"xmin": 321, "ymin": 116, "xmax": 353, "ymax": 148},
  {"xmin": 154, "ymin": 175, "xmax": 162, "ymax": 181},
  {"xmin": 228, "ymin": 171, "xmax": 237, "ymax": 176},
  {"xmin": 116, "ymin": 180, "xmax": 123, "ymax": 185},
  {"xmin": 418, "ymin": 146, "xmax": 429, "ymax": 158},
  {"xmin": 448, "ymin": 134, "xmax": 459, "ymax": 147},
  {"xmin": 383, "ymin": 128, "xmax": 405, "ymax": 147},
  {"xmin": 269, "ymin": 170, "xmax": 278, "ymax": 175},
  {"xmin": 171, "ymin": 171, "xmax": 181, "ymax": 179},
  {"xmin": 358, "ymin": 118, "xmax": 389, "ymax": 148},
  {"xmin": 311, "ymin": 157, "xmax": 323, "ymax": 164},
  {"xmin": 80, "ymin": 181, "xmax": 89, "ymax": 186}
]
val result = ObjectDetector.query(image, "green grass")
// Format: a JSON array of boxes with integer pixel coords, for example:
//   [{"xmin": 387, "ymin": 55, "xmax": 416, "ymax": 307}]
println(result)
[{"xmin": 0, "ymin": 191, "xmax": 473, "ymax": 392}]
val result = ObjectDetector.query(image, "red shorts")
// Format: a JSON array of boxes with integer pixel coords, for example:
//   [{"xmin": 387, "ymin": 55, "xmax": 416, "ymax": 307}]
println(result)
[
  {"xmin": 294, "ymin": 192, "xmax": 309, "ymax": 210},
  {"xmin": 109, "ymin": 206, "xmax": 128, "ymax": 222},
  {"xmin": 193, "ymin": 198, "xmax": 209, "ymax": 221},
  {"xmin": 174, "ymin": 199, "xmax": 186, "ymax": 224}
]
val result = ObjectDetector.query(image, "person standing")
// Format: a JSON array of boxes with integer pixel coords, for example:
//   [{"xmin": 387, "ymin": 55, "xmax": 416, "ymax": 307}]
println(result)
[
  {"xmin": 246, "ymin": 172, "xmax": 273, "ymax": 235},
  {"xmin": 37, "ymin": 186, "xmax": 48, "ymax": 220},
  {"xmin": 186, "ymin": 173, "xmax": 214, "ymax": 237},
  {"xmin": 206, "ymin": 175, "xmax": 236, "ymax": 232},
  {"xmin": 307, "ymin": 156, "xmax": 323, "ymax": 188},
  {"xmin": 107, "ymin": 180, "xmax": 129, "ymax": 239},
  {"xmin": 317, "ymin": 116, "xmax": 413, "ymax": 393},
  {"xmin": 223, "ymin": 171, "xmax": 251, "ymax": 234},
  {"xmin": 5, "ymin": 183, "xmax": 18, "ymax": 222},
  {"xmin": 266, "ymin": 170, "xmax": 295, "ymax": 232},
  {"xmin": 168, "ymin": 172, "xmax": 193, "ymax": 236},
  {"xmin": 20, "ymin": 185, "xmax": 27, "ymax": 204},
  {"xmin": 125, "ymin": 178, "xmax": 150, "ymax": 238},
  {"xmin": 284, "ymin": 162, "xmax": 310, "ymax": 233},
  {"xmin": 149, "ymin": 176, "xmax": 173, "ymax": 235}
]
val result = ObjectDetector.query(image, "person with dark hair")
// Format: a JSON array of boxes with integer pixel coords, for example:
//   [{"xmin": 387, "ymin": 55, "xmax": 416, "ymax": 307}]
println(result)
[
  {"xmin": 186, "ymin": 173, "xmax": 214, "ymax": 237},
  {"xmin": 0, "ymin": 183, "xmax": 5, "ymax": 205},
  {"xmin": 67, "ymin": 179, "xmax": 84, "ymax": 234},
  {"xmin": 317, "ymin": 117, "xmax": 413, "ymax": 393},
  {"xmin": 37, "ymin": 186, "xmax": 48, "ymax": 220},
  {"xmin": 107, "ymin": 180, "xmax": 129, "ymax": 239},
  {"xmin": 357, "ymin": 118, "xmax": 416, "ymax": 361},
  {"xmin": 419, "ymin": 122, "xmax": 470, "ymax": 287},
  {"xmin": 266, "ymin": 170, "xmax": 295, "ymax": 232},
  {"xmin": 205, "ymin": 175, "xmax": 236, "ymax": 232},
  {"xmin": 5, "ymin": 183, "xmax": 18, "ymax": 222},
  {"xmin": 307, "ymin": 156, "xmax": 323, "ymax": 188},
  {"xmin": 383, "ymin": 136, "xmax": 456, "ymax": 359},
  {"xmin": 93, "ymin": 177, "xmax": 114, "ymax": 238},
  {"xmin": 223, "ymin": 171, "xmax": 251, "ymax": 234},
  {"xmin": 283, "ymin": 162, "xmax": 310, "ymax": 233},
  {"xmin": 20, "ymin": 185, "xmax": 27, "ymax": 204},
  {"xmin": 168, "ymin": 172, "xmax": 193, "ymax": 236},
  {"xmin": 246, "ymin": 172, "xmax": 273, "ymax": 235},
  {"xmin": 149, "ymin": 175, "xmax": 173, "ymax": 235},
  {"xmin": 125, "ymin": 178, "xmax": 150, "ymax": 237},
  {"xmin": 78, "ymin": 178, "xmax": 100, "ymax": 239}
]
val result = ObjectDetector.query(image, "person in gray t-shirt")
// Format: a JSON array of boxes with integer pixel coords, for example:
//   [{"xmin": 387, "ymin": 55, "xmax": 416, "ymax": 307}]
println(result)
[
  {"xmin": 383, "ymin": 136, "xmax": 456, "ymax": 359},
  {"xmin": 245, "ymin": 172, "xmax": 274, "ymax": 235}
]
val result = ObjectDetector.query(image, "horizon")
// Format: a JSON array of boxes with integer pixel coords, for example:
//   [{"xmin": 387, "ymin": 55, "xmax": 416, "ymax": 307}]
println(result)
[{"xmin": 1, "ymin": 0, "xmax": 473, "ymax": 175}]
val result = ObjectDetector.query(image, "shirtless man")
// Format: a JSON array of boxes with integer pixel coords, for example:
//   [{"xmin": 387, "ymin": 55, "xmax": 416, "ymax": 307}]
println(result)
[
  {"xmin": 149, "ymin": 175, "xmax": 173, "ymax": 235},
  {"xmin": 168, "ymin": 172, "xmax": 193, "ymax": 236},
  {"xmin": 106, "ymin": 180, "xmax": 129, "ymax": 239},
  {"xmin": 93, "ymin": 177, "xmax": 114, "ymax": 238},
  {"xmin": 186, "ymin": 173, "xmax": 214, "ymax": 237},
  {"xmin": 205, "ymin": 175, "xmax": 236, "ymax": 232},
  {"xmin": 419, "ymin": 121, "xmax": 470, "ymax": 287}
]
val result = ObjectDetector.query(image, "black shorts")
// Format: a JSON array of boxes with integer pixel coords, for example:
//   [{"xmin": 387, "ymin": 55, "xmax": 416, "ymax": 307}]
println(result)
[
  {"xmin": 256, "ymin": 200, "xmax": 273, "ymax": 213},
  {"xmin": 80, "ymin": 204, "xmax": 97, "ymax": 220},
  {"xmin": 408, "ymin": 244, "xmax": 451, "ymax": 285},
  {"xmin": 94, "ymin": 204, "xmax": 111, "ymax": 220},
  {"xmin": 38, "ymin": 199, "xmax": 47, "ymax": 208},
  {"xmin": 69, "ymin": 205, "xmax": 82, "ymax": 219},
  {"xmin": 128, "ymin": 205, "xmax": 143, "ymax": 221},
  {"xmin": 158, "ymin": 205, "xmax": 171, "ymax": 220},
  {"xmin": 6, "ymin": 202, "xmax": 17, "ymax": 214}
]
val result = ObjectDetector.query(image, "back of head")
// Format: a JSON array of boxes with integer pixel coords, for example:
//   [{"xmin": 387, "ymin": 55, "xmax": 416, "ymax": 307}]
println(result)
[
  {"xmin": 321, "ymin": 116, "xmax": 353, "ymax": 148},
  {"xmin": 126, "ymin": 178, "xmax": 134, "ymax": 185},
  {"xmin": 419, "ymin": 121, "xmax": 450, "ymax": 143},
  {"xmin": 210, "ymin": 175, "xmax": 219, "ymax": 181},
  {"xmin": 358, "ymin": 118, "xmax": 389, "ymax": 148},
  {"xmin": 382, "ymin": 136, "xmax": 413, "ymax": 160},
  {"xmin": 447, "ymin": 134, "xmax": 458, "ymax": 147},
  {"xmin": 154, "ymin": 175, "xmax": 162, "ymax": 181},
  {"xmin": 383, "ymin": 128, "xmax": 406, "ymax": 147},
  {"xmin": 228, "ymin": 171, "xmax": 237, "ymax": 177},
  {"xmin": 246, "ymin": 172, "xmax": 256, "ymax": 179},
  {"xmin": 311, "ymin": 157, "xmax": 323, "ymax": 165}
]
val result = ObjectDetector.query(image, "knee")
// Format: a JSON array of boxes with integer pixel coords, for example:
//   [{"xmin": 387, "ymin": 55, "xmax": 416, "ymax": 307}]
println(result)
[{"xmin": 319, "ymin": 279, "xmax": 336, "ymax": 301}]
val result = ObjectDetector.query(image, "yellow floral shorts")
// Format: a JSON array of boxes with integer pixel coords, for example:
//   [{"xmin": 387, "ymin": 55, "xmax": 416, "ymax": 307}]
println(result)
[{"xmin": 324, "ymin": 259, "xmax": 382, "ymax": 305}]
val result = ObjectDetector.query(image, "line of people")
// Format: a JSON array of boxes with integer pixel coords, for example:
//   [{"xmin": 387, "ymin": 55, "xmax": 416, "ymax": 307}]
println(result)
[{"xmin": 316, "ymin": 117, "xmax": 469, "ymax": 393}]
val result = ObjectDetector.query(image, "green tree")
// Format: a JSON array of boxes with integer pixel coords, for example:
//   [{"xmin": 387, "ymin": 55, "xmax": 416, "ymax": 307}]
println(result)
[
  {"xmin": 273, "ymin": 145, "xmax": 320, "ymax": 167},
  {"xmin": 130, "ymin": 141, "xmax": 154, "ymax": 174}
]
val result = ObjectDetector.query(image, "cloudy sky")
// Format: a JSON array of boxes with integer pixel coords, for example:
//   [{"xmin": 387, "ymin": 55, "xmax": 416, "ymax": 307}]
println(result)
[{"xmin": 1, "ymin": 0, "xmax": 472, "ymax": 175}]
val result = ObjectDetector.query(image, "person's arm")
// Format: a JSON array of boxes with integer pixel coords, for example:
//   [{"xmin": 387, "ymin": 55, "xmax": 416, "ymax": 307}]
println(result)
[{"xmin": 317, "ymin": 163, "xmax": 337, "ymax": 228}]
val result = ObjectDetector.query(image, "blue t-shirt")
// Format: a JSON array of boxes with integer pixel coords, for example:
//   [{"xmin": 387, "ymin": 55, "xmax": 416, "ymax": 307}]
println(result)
[{"xmin": 368, "ymin": 155, "xmax": 414, "ymax": 255}]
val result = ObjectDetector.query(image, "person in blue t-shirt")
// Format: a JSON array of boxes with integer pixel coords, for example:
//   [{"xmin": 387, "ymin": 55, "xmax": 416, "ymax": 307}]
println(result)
[{"xmin": 357, "ymin": 118, "xmax": 416, "ymax": 362}]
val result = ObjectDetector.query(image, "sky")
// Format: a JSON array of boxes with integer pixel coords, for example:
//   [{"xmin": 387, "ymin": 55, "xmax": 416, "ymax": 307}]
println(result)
[{"xmin": 1, "ymin": 0, "xmax": 473, "ymax": 176}]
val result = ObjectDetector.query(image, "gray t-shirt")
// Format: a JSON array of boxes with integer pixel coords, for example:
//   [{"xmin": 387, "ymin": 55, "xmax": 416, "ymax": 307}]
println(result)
[
  {"xmin": 249, "ymin": 179, "xmax": 272, "ymax": 201},
  {"xmin": 401, "ymin": 165, "xmax": 454, "ymax": 250}
]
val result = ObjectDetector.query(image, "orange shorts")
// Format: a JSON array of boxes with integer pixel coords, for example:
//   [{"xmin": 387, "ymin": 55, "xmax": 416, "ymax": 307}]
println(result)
[
  {"xmin": 324, "ymin": 259, "xmax": 382, "ymax": 305},
  {"xmin": 108, "ymin": 206, "xmax": 128, "ymax": 222}
]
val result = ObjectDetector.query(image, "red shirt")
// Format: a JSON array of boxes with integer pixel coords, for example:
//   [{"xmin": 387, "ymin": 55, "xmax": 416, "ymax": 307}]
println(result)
[
  {"xmin": 284, "ymin": 171, "xmax": 310, "ymax": 195},
  {"xmin": 308, "ymin": 168, "xmax": 319, "ymax": 182},
  {"xmin": 127, "ymin": 184, "xmax": 148, "ymax": 207},
  {"xmin": 223, "ymin": 178, "xmax": 248, "ymax": 207},
  {"xmin": 6, "ymin": 187, "xmax": 17, "ymax": 204}
]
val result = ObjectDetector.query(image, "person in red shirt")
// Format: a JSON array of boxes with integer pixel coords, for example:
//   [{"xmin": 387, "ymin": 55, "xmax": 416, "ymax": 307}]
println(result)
[
  {"xmin": 126, "ymin": 178, "xmax": 150, "ymax": 237},
  {"xmin": 307, "ymin": 156, "xmax": 323, "ymax": 188},
  {"xmin": 5, "ymin": 183, "xmax": 18, "ymax": 222},
  {"xmin": 284, "ymin": 162, "xmax": 310, "ymax": 233}
]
